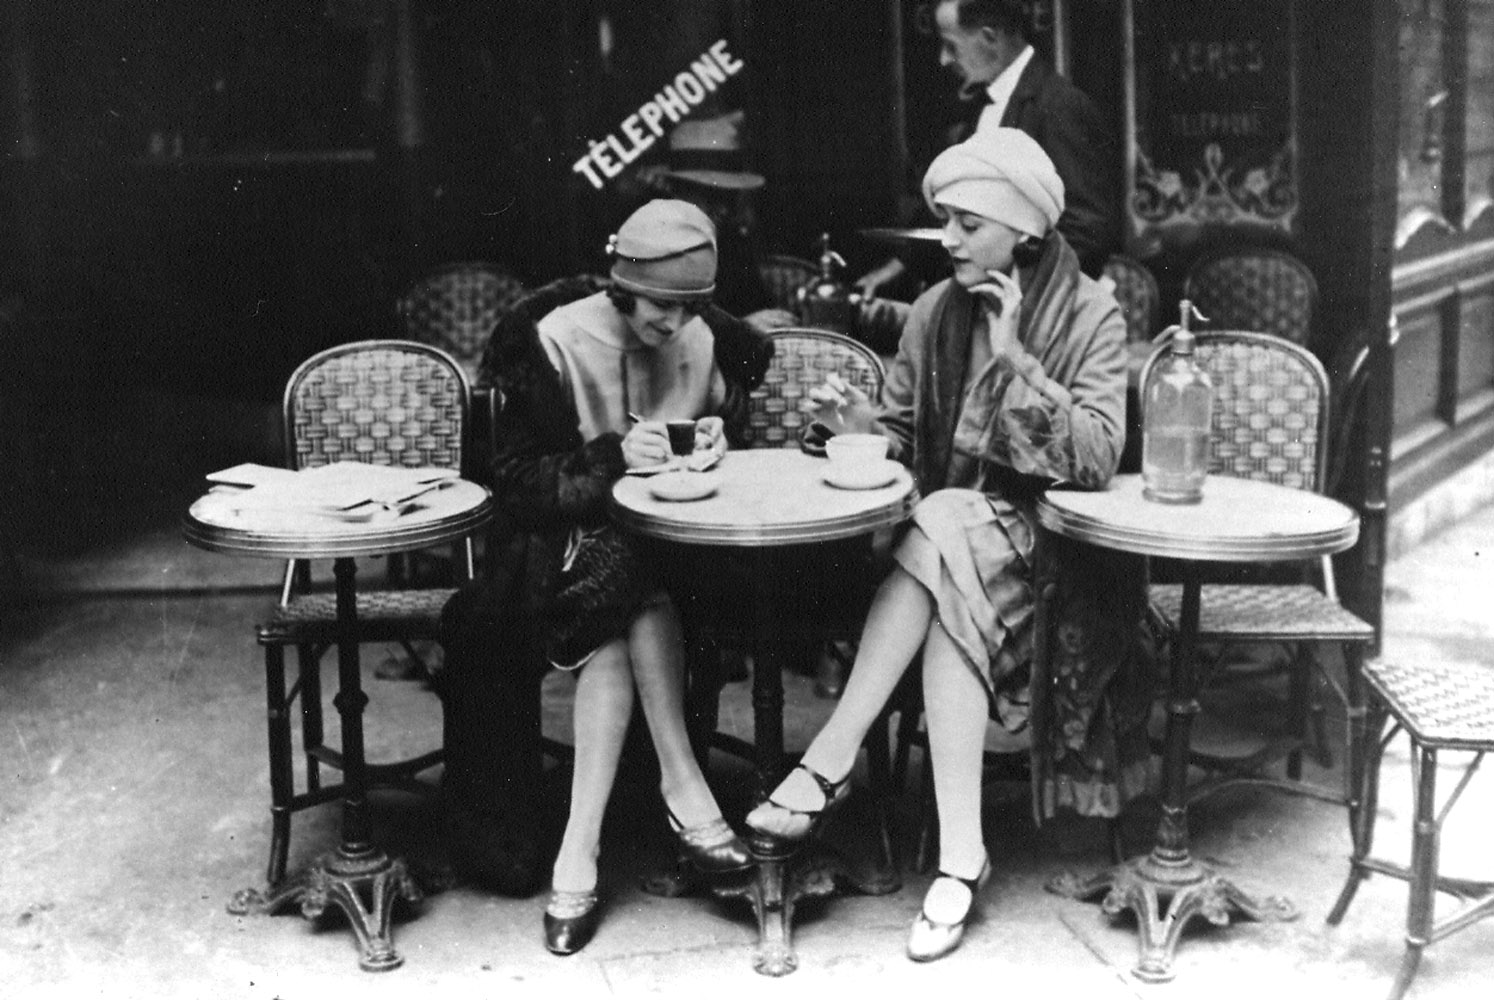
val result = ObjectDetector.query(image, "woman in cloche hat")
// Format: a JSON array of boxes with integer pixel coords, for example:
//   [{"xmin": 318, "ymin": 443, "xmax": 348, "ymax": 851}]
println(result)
[{"xmin": 441, "ymin": 199, "xmax": 772, "ymax": 955}]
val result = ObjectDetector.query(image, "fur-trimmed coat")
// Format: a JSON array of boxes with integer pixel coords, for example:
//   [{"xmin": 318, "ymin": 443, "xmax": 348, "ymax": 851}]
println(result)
[{"xmin": 474, "ymin": 275, "xmax": 774, "ymax": 635}]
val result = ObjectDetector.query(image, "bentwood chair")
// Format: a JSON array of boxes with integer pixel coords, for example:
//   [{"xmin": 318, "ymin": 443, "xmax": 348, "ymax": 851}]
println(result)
[
  {"xmin": 1327, "ymin": 658, "xmax": 1494, "ymax": 1000},
  {"xmin": 1102, "ymin": 253, "xmax": 1162, "ymax": 344},
  {"xmin": 253, "ymin": 340, "xmax": 476, "ymax": 886},
  {"xmin": 1141, "ymin": 331, "xmax": 1374, "ymax": 804},
  {"xmin": 396, "ymin": 262, "xmax": 528, "ymax": 384},
  {"xmin": 758, "ymin": 255, "xmax": 818, "ymax": 314},
  {"xmin": 1183, "ymin": 249, "xmax": 1318, "ymax": 346}
]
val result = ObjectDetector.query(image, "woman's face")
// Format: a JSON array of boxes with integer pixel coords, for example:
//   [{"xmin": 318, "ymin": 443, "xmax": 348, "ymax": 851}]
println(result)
[
  {"xmin": 938, "ymin": 208, "xmax": 1022, "ymax": 288},
  {"xmin": 626, "ymin": 296, "xmax": 696, "ymax": 348}
]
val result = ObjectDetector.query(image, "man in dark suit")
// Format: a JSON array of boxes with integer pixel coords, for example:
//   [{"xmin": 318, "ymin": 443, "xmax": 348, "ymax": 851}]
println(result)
[{"xmin": 858, "ymin": 0, "xmax": 1119, "ymax": 292}]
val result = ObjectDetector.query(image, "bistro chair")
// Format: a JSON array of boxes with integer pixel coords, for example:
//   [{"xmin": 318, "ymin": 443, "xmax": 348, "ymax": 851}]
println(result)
[
  {"xmin": 1102, "ymin": 253, "xmax": 1162, "ymax": 344},
  {"xmin": 1326, "ymin": 658, "xmax": 1494, "ymax": 1000},
  {"xmin": 745, "ymin": 327, "xmax": 886, "ymax": 448},
  {"xmin": 396, "ymin": 261, "xmax": 528, "ymax": 384},
  {"xmin": 253, "ymin": 340, "xmax": 476, "ymax": 887},
  {"xmin": 1141, "ymin": 330, "xmax": 1375, "ymax": 804},
  {"xmin": 758, "ymin": 254, "xmax": 818, "ymax": 313},
  {"xmin": 1183, "ymin": 248, "xmax": 1318, "ymax": 346}
]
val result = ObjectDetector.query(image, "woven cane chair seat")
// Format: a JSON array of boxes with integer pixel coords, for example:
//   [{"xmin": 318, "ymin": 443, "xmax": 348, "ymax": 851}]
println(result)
[
  {"xmin": 747, "ymin": 327, "xmax": 886, "ymax": 448},
  {"xmin": 397, "ymin": 262, "xmax": 528, "ymax": 380},
  {"xmin": 1149, "ymin": 584, "xmax": 1375, "ymax": 642},
  {"xmin": 1363, "ymin": 659, "xmax": 1494, "ymax": 749},
  {"xmin": 258, "ymin": 589, "xmax": 456, "ymax": 645},
  {"xmin": 1103, "ymin": 253, "xmax": 1161, "ymax": 343},
  {"xmin": 1184, "ymin": 249, "xmax": 1317, "ymax": 346},
  {"xmin": 759, "ymin": 255, "xmax": 818, "ymax": 312}
]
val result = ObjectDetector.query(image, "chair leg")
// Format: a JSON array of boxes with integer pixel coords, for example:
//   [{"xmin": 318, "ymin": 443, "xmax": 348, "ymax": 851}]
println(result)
[
  {"xmin": 1327, "ymin": 696, "xmax": 1389, "ymax": 926},
  {"xmin": 862, "ymin": 706, "xmax": 900, "ymax": 891},
  {"xmin": 263, "ymin": 645, "xmax": 294, "ymax": 887},
  {"xmin": 297, "ymin": 644, "xmax": 324, "ymax": 792},
  {"xmin": 1286, "ymin": 643, "xmax": 1312, "ymax": 780},
  {"xmin": 1390, "ymin": 742, "xmax": 1439, "ymax": 1000}
]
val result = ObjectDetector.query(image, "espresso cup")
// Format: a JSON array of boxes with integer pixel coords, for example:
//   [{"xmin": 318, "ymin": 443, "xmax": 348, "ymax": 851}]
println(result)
[{"xmin": 666, "ymin": 419, "xmax": 698, "ymax": 457}]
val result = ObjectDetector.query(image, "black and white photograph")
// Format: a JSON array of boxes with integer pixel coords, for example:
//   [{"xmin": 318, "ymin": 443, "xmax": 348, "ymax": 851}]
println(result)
[{"xmin": 2, "ymin": 2, "xmax": 1492, "ymax": 997}]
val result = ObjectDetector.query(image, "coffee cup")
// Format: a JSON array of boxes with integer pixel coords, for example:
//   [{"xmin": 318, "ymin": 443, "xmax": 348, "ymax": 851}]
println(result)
[
  {"xmin": 824, "ymin": 432, "xmax": 889, "ymax": 468},
  {"xmin": 666, "ymin": 420, "xmax": 698, "ymax": 457}
]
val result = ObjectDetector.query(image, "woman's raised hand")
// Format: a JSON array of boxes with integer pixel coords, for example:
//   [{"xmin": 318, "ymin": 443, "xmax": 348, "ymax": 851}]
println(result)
[
  {"xmin": 622, "ymin": 420, "xmax": 671, "ymax": 468},
  {"xmin": 968, "ymin": 267, "xmax": 1022, "ymax": 361}
]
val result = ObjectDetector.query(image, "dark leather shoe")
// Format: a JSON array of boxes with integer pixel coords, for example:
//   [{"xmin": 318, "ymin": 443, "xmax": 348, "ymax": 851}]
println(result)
[
  {"xmin": 668, "ymin": 813, "xmax": 752, "ymax": 874},
  {"xmin": 543, "ymin": 889, "xmax": 601, "ymax": 955}
]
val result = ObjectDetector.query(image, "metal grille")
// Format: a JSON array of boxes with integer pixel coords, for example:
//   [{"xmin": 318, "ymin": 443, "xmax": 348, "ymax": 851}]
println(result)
[
  {"xmin": 1184, "ymin": 249, "xmax": 1318, "ymax": 346},
  {"xmin": 284, "ymin": 341, "xmax": 470, "ymax": 473},
  {"xmin": 747, "ymin": 328, "xmax": 886, "ymax": 448}
]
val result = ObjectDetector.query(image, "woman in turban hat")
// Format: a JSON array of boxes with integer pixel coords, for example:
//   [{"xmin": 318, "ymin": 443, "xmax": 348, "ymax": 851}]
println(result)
[{"xmin": 745, "ymin": 129, "xmax": 1152, "ymax": 961}]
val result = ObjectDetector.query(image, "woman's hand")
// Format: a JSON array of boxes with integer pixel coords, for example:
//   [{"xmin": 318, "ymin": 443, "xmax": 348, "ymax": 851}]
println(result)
[
  {"xmin": 803, "ymin": 373, "xmax": 879, "ymax": 436},
  {"xmin": 622, "ymin": 420, "xmax": 671, "ymax": 468},
  {"xmin": 693, "ymin": 415, "xmax": 726, "ymax": 454},
  {"xmin": 968, "ymin": 267, "xmax": 1023, "ymax": 361}
]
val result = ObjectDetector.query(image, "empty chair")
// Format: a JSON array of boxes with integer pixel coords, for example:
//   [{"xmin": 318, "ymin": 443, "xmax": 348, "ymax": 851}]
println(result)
[
  {"xmin": 1102, "ymin": 253, "xmax": 1161, "ymax": 344},
  {"xmin": 1142, "ymin": 331, "xmax": 1375, "ymax": 802},
  {"xmin": 1183, "ymin": 249, "xmax": 1317, "ymax": 346},
  {"xmin": 1327, "ymin": 658, "xmax": 1494, "ymax": 1000},
  {"xmin": 254, "ymin": 340, "xmax": 477, "ymax": 887},
  {"xmin": 396, "ymin": 262, "xmax": 528, "ymax": 382}
]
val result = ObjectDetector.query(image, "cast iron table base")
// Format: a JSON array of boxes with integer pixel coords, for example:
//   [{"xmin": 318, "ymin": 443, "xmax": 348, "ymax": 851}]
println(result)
[{"xmin": 228, "ymin": 849, "xmax": 422, "ymax": 972}]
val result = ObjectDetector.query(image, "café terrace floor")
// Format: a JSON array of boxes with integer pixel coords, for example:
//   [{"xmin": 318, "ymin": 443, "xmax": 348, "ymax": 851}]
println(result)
[{"xmin": 2, "ymin": 398, "xmax": 1492, "ymax": 1000}]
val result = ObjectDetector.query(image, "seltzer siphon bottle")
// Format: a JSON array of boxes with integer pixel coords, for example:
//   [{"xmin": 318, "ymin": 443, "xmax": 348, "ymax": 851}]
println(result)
[{"xmin": 1142, "ymin": 300, "xmax": 1214, "ymax": 503}]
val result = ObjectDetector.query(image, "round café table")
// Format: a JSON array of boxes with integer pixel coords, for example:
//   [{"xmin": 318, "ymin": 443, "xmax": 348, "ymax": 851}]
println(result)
[
  {"xmin": 612, "ymin": 448, "xmax": 917, "ymax": 976},
  {"xmin": 1036, "ymin": 474, "xmax": 1359, "ymax": 982},
  {"xmin": 184, "ymin": 479, "xmax": 492, "ymax": 972}
]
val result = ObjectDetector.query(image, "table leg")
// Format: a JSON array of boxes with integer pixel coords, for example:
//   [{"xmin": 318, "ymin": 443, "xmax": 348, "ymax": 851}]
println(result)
[
  {"xmin": 709, "ymin": 548, "xmax": 891, "ymax": 976},
  {"xmin": 1047, "ymin": 562, "xmax": 1297, "ymax": 982},
  {"xmin": 229, "ymin": 557, "xmax": 420, "ymax": 972}
]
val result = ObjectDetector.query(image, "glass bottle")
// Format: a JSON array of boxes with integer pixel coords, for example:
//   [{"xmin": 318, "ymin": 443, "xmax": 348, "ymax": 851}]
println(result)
[
  {"xmin": 797, "ymin": 233, "xmax": 860, "ymax": 335},
  {"xmin": 1142, "ymin": 300, "xmax": 1213, "ymax": 503}
]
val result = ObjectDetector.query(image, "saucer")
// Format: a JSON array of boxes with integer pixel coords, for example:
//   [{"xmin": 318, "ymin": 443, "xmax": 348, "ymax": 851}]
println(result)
[
  {"xmin": 822, "ymin": 459, "xmax": 901, "ymax": 490},
  {"xmin": 647, "ymin": 470, "xmax": 721, "ymax": 502}
]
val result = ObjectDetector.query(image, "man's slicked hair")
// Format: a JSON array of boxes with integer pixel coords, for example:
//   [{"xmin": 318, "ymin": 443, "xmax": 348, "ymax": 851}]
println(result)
[{"xmin": 943, "ymin": 0, "xmax": 1031, "ymax": 39}]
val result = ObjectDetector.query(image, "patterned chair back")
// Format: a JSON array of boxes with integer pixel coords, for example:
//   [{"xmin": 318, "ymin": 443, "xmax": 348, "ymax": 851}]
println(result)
[
  {"xmin": 396, "ymin": 262, "xmax": 527, "ymax": 378},
  {"xmin": 758, "ymin": 255, "xmax": 818, "ymax": 312},
  {"xmin": 747, "ymin": 328, "xmax": 886, "ymax": 448},
  {"xmin": 283, "ymin": 340, "xmax": 471, "ymax": 476},
  {"xmin": 1138, "ymin": 330, "xmax": 1330, "ymax": 493},
  {"xmin": 1102, "ymin": 253, "xmax": 1161, "ymax": 343},
  {"xmin": 1183, "ymin": 249, "xmax": 1318, "ymax": 346}
]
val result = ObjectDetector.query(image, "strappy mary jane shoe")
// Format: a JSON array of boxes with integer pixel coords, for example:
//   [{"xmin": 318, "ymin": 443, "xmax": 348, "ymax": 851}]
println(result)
[
  {"xmin": 906, "ymin": 858, "xmax": 992, "ymax": 963},
  {"xmin": 666, "ymin": 808, "xmax": 752, "ymax": 874},
  {"xmin": 744, "ymin": 762, "xmax": 852, "ymax": 843},
  {"xmin": 543, "ymin": 888, "xmax": 601, "ymax": 956}
]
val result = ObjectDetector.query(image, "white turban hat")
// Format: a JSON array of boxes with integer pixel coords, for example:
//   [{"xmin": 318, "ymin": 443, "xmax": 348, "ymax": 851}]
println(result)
[{"xmin": 922, "ymin": 127, "xmax": 1065, "ymax": 238}]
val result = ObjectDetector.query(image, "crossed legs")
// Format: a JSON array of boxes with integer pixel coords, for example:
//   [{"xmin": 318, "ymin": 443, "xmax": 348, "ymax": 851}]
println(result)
[
  {"xmin": 551, "ymin": 594, "xmax": 729, "ymax": 894},
  {"xmin": 745, "ymin": 565, "xmax": 991, "ymax": 882}
]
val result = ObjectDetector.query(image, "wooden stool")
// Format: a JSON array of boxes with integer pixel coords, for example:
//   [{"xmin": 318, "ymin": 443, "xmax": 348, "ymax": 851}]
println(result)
[{"xmin": 1327, "ymin": 658, "xmax": 1494, "ymax": 1000}]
